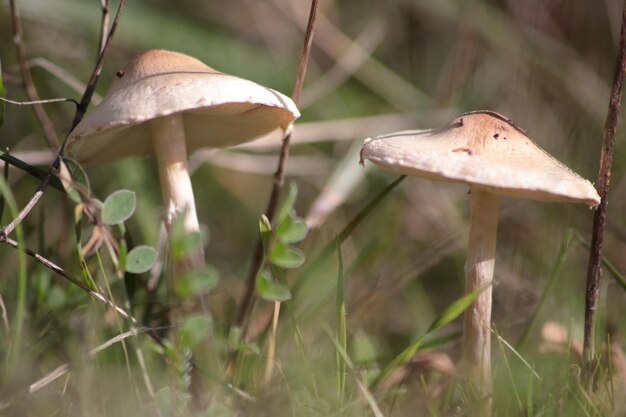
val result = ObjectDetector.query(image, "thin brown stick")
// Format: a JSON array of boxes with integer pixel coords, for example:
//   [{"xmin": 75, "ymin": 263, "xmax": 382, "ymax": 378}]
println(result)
[
  {"xmin": 8, "ymin": 0, "xmax": 59, "ymax": 148},
  {"xmin": 583, "ymin": 0, "xmax": 626, "ymax": 374},
  {"xmin": 0, "ymin": 234, "xmax": 140, "ymax": 326},
  {"xmin": 0, "ymin": 0, "xmax": 126, "ymax": 239},
  {"xmin": 0, "ymin": 96, "xmax": 79, "ymax": 107},
  {"xmin": 237, "ymin": 0, "xmax": 321, "ymax": 331}
]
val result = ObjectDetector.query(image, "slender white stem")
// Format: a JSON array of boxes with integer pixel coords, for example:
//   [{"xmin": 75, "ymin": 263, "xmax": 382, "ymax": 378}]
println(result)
[
  {"xmin": 463, "ymin": 187, "xmax": 498, "ymax": 410},
  {"xmin": 149, "ymin": 114, "xmax": 204, "ymax": 271}
]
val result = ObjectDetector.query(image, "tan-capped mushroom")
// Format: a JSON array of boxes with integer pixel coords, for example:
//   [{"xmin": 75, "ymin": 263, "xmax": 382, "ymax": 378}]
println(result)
[
  {"xmin": 67, "ymin": 49, "xmax": 299, "ymax": 275},
  {"xmin": 360, "ymin": 110, "xmax": 599, "ymax": 405}
]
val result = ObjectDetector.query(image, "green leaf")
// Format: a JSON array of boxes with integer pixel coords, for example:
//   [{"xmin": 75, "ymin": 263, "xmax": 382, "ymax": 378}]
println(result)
[
  {"xmin": 427, "ymin": 289, "xmax": 482, "ymax": 334},
  {"xmin": 125, "ymin": 245, "xmax": 157, "ymax": 274},
  {"xmin": 276, "ymin": 182, "xmax": 298, "ymax": 226},
  {"xmin": 270, "ymin": 240, "xmax": 305, "ymax": 269},
  {"xmin": 101, "ymin": 189, "xmax": 136, "ymax": 225},
  {"xmin": 256, "ymin": 270, "xmax": 291, "ymax": 302},
  {"xmin": 0, "ymin": 151, "xmax": 65, "ymax": 193},
  {"xmin": 61, "ymin": 158, "xmax": 90, "ymax": 203},
  {"xmin": 372, "ymin": 288, "xmax": 482, "ymax": 388},
  {"xmin": 118, "ymin": 238, "xmax": 127, "ymax": 271},
  {"xmin": 259, "ymin": 214, "xmax": 272, "ymax": 252},
  {"xmin": 170, "ymin": 231, "xmax": 202, "ymax": 261},
  {"xmin": 0, "ymin": 58, "xmax": 4, "ymax": 129},
  {"xmin": 169, "ymin": 216, "xmax": 203, "ymax": 260},
  {"xmin": 175, "ymin": 266, "xmax": 219, "ymax": 297},
  {"xmin": 179, "ymin": 314, "xmax": 213, "ymax": 349},
  {"xmin": 277, "ymin": 214, "xmax": 308, "ymax": 244},
  {"xmin": 0, "ymin": 150, "xmax": 9, "ymax": 222}
]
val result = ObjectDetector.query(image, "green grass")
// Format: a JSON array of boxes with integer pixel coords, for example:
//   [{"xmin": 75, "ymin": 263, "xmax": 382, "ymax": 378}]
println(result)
[{"xmin": 1, "ymin": 0, "xmax": 625, "ymax": 416}]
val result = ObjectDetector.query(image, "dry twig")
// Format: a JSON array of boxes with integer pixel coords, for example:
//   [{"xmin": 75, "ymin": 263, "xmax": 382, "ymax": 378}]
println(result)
[
  {"xmin": 8, "ymin": 0, "xmax": 59, "ymax": 148},
  {"xmin": 584, "ymin": 0, "xmax": 626, "ymax": 377}
]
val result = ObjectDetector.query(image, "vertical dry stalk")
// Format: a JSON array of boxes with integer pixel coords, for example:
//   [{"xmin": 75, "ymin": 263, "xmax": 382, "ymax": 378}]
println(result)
[
  {"xmin": 583, "ymin": 0, "xmax": 626, "ymax": 374},
  {"xmin": 237, "ymin": 0, "xmax": 321, "ymax": 332},
  {"xmin": 8, "ymin": 0, "xmax": 59, "ymax": 148}
]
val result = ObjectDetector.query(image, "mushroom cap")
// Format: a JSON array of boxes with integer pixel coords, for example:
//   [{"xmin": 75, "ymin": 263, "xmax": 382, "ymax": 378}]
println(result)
[
  {"xmin": 360, "ymin": 111, "xmax": 600, "ymax": 207},
  {"xmin": 66, "ymin": 49, "xmax": 300, "ymax": 163}
]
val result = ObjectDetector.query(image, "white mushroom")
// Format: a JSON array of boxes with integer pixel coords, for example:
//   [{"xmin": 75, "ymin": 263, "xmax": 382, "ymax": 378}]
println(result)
[
  {"xmin": 360, "ymin": 110, "xmax": 599, "ymax": 405},
  {"xmin": 67, "ymin": 49, "xmax": 300, "ymax": 276}
]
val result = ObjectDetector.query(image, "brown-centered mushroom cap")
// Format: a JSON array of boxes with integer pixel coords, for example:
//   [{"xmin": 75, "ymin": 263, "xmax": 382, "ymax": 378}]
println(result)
[
  {"xmin": 360, "ymin": 111, "xmax": 600, "ymax": 207},
  {"xmin": 66, "ymin": 49, "xmax": 300, "ymax": 163}
]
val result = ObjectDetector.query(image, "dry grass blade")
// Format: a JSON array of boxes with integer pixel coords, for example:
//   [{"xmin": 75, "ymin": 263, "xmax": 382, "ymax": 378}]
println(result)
[
  {"xmin": 277, "ymin": 0, "xmax": 429, "ymax": 110},
  {"xmin": 299, "ymin": 20, "xmax": 384, "ymax": 108},
  {"xmin": 8, "ymin": 0, "xmax": 59, "ymax": 148},
  {"xmin": 306, "ymin": 141, "xmax": 368, "ymax": 229}
]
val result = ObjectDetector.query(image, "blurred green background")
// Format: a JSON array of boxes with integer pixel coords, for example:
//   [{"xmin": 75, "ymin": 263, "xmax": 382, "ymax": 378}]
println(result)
[{"xmin": 1, "ymin": 0, "xmax": 625, "ymax": 415}]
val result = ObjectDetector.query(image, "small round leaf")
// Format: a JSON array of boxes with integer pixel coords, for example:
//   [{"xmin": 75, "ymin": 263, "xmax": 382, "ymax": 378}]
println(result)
[
  {"xmin": 125, "ymin": 245, "xmax": 157, "ymax": 274},
  {"xmin": 270, "ymin": 241, "xmax": 305, "ymax": 269},
  {"xmin": 180, "ymin": 314, "xmax": 213, "ymax": 349},
  {"xmin": 175, "ymin": 267, "xmax": 219, "ymax": 297},
  {"xmin": 101, "ymin": 189, "xmax": 136, "ymax": 225},
  {"xmin": 256, "ymin": 270, "xmax": 291, "ymax": 302}
]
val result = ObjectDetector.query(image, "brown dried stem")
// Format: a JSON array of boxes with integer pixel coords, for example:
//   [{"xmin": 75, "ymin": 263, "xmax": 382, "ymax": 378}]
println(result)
[
  {"xmin": 8, "ymin": 0, "xmax": 59, "ymax": 148},
  {"xmin": 237, "ymin": 0, "xmax": 320, "ymax": 331},
  {"xmin": 583, "ymin": 0, "xmax": 626, "ymax": 375},
  {"xmin": 0, "ymin": 0, "xmax": 126, "ymax": 240},
  {"xmin": 0, "ymin": 234, "xmax": 140, "ymax": 327}
]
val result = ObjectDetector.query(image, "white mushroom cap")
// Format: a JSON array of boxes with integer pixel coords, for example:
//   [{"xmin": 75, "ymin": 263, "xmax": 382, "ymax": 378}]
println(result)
[
  {"xmin": 66, "ymin": 49, "xmax": 300, "ymax": 163},
  {"xmin": 360, "ymin": 111, "xmax": 600, "ymax": 207}
]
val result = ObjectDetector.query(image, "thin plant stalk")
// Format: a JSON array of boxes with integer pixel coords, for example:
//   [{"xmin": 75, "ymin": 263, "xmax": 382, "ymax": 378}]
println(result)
[
  {"xmin": 516, "ymin": 229, "xmax": 574, "ymax": 351},
  {"xmin": 238, "ymin": 0, "xmax": 321, "ymax": 331},
  {"xmin": 336, "ymin": 241, "xmax": 347, "ymax": 402},
  {"xmin": 8, "ymin": 0, "xmax": 59, "ymax": 148},
  {"xmin": 0, "ymin": 177, "xmax": 26, "ymax": 376},
  {"xmin": 584, "ymin": 0, "xmax": 626, "ymax": 374},
  {"xmin": 0, "ymin": 0, "xmax": 126, "ymax": 240}
]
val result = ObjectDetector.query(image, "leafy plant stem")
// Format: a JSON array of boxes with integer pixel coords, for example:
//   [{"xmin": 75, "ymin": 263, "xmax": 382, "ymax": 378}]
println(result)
[{"xmin": 237, "ymin": 0, "xmax": 321, "ymax": 331}]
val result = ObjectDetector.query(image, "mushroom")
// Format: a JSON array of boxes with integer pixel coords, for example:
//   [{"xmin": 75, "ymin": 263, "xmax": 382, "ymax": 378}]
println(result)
[
  {"xmin": 66, "ymin": 49, "xmax": 299, "ymax": 277},
  {"xmin": 359, "ymin": 111, "xmax": 600, "ymax": 402}
]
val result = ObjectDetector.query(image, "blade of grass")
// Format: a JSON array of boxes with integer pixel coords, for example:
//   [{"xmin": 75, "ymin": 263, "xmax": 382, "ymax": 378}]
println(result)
[
  {"xmin": 0, "ymin": 58, "xmax": 4, "ymax": 128},
  {"xmin": 494, "ymin": 327, "xmax": 524, "ymax": 412},
  {"xmin": 492, "ymin": 331, "xmax": 542, "ymax": 383},
  {"xmin": 526, "ymin": 366, "xmax": 534, "ymax": 417},
  {"xmin": 372, "ymin": 288, "xmax": 482, "ymax": 389},
  {"xmin": 575, "ymin": 231, "xmax": 626, "ymax": 291},
  {"xmin": 95, "ymin": 249, "xmax": 135, "ymax": 390},
  {"xmin": 0, "ymin": 151, "xmax": 9, "ymax": 222},
  {"xmin": 336, "ymin": 240, "xmax": 347, "ymax": 402},
  {"xmin": 516, "ymin": 229, "xmax": 574, "ymax": 351},
  {"xmin": 0, "ymin": 176, "xmax": 26, "ymax": 376},
  {"xmin": 0, "ymin": 151, "xmax": 65, "ymax": 193},
  {"xmin": 293, "ymin": 175, "xmax": 405, "ymax": 296},
  {"xmin": 324, "ymin": 326, "xmax": 383, "ymax": 417}
]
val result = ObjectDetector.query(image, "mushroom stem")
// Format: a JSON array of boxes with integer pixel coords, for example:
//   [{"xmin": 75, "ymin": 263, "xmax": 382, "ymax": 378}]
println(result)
[
  {"xmin": 463, "ymin": 186, "xmax": 498, "ymax": 408},
  {"xmin": 149, "ymin": 113, "xmax": 205, "ymax": 271}
]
